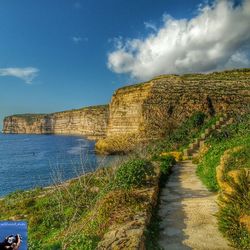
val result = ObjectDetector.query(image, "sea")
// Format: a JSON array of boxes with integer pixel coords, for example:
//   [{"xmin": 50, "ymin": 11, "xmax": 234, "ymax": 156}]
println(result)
[{"xmin": 0, "ymin": 133, "xmax": 118, "ymax": 197}]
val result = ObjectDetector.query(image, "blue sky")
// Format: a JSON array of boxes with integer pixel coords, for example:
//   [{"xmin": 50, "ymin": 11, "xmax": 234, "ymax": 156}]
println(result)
[{"xmin": 0, "ymin": 0, "xmax": 249, "ymax": 128}]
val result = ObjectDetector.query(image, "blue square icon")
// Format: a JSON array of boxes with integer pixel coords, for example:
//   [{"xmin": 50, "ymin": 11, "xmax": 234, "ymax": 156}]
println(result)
[{"xmin": 0, "ymin": 221, "xmax": 27, "ymax": 250}]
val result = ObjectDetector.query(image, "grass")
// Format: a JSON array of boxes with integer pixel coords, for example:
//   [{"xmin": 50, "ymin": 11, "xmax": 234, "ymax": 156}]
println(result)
[
  {"xmin": 217, "ymin": 172, "xmax": 250, "ymax": 249},
  {"xmin": 196, "ymin": 114, "xmax": 250, "ymax": 249},
  {"xmin": 0, "ymin": 157, "xmax": 156, "ymax": 249},
  {"xmin": 2, "ymin": 108, "xmax": 249, "ymax": 249},
  {"xmin": 148, "ymin": 112, "xmax": 218, "ymax": 156},
  {"xmin": 196, "ymin": 114, "xmax": 250, "ymax": 191},
  {"xmin": 145, "ymin": 208, "xmax": 162, "ymax": 250},
  {"xmin": 146, "ymin": 112, "xmax": 250, "ymax": 249}
]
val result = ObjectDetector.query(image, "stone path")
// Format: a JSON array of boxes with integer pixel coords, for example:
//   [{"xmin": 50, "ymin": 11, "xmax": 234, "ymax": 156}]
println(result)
[{"xmin": 158, "ymin": 160, "xmax": 234, "ymax": 250}]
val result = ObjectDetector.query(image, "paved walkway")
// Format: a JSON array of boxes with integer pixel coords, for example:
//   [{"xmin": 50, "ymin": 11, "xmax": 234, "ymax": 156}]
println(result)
[{"xmin": 158, "ymin": 160, "xmax": 233, "ymax": 250}]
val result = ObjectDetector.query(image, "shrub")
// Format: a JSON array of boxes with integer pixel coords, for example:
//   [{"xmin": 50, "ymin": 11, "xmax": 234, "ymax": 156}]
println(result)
[
  {"xmin": 159, "ymin": 155, "xmax": 176, "ymax": 176},
  {"xmin": 160, "ymin": 151, "xmax": 182, "ymax": 161},
  {"xmin": 191, "ymin": 111, "xmax": 206, "ymax": 127},
  {"xmin": 114, "ymin": 159, "xmax": 154, "ymax": 190}
]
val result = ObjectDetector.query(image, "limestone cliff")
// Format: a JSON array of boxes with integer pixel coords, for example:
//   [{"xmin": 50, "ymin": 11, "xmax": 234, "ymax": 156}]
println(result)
[
  {"xmin": 3, "ymin": 69, "xmax": 250, "ymax": 143},
  {"xmin": 3, "ymin": 105, "xmax": 109, "ymax": 140},
  {"xmin": 106, "ymin": 69, "xmax": 250, "ymax": 140}
]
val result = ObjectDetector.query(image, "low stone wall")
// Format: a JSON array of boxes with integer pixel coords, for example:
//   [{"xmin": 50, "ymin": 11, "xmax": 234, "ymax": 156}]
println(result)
[
  {"xmin": 97, "ymin": 167, "xmax": 160, "ymax": 250},
  {"xmin": 216, "ymin": 146, "xmax": 250, "ymax": 233},
  {"xmin": 216, "ymin": 146, "xmax": 249, "ymax": 194}
]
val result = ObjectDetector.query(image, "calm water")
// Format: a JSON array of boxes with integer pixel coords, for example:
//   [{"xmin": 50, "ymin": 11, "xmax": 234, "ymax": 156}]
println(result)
[{"xmin": 0, "ymin": 134, "xmax": 116, "ymax": 197}]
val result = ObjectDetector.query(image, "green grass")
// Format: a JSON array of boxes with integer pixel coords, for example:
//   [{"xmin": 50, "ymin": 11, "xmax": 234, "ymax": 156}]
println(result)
[
  {"xmin": 145, "ymin": 153, "xmax": 176, "ymax": 249},
  {"xmin": 114, "ymin": 159, "xmax": 154, "ymax": 190},
  {"xmin": 145, "ymin": 209, "xmax": 162, "ymax": 250},
  {"xmin": 149, "ymin": 112, "xmax": 218, "ymax": 156},
  {"xmin": 196, "ymin": 114, "xmax": 250, "ymax": 249},
  {"xmin": 196, "ymin": 115, "xmax": 250, "ymax": 191},
  {"xmin": 0, "ymin": 157, "xmax": 155, "ymax": 249}
]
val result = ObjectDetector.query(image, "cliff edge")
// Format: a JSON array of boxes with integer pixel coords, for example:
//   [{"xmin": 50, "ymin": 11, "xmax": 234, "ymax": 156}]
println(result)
[
  {"xmin": 3, "ymin": 105, "xmax": 109, "ymax": 140},
  {"xmin": 3, "ymin": 69, "xmax": 250, "ymax": 145}
]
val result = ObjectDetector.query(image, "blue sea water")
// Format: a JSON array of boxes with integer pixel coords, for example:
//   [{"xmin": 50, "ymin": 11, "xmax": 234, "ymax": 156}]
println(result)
[{"xmin": 0, "ymin": 134, "xmax": 116, "ymax": 197}]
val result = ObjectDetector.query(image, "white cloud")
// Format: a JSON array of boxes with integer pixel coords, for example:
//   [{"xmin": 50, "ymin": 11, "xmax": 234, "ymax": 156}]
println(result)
[
  {"xmin": 144, "ymin": 21, "xmax": 157, "ymax": 32},
  {"xmin": 72, "ymin": 36, "xmax": 82, "ymax": 43},
  {"xmin": 72, "ymin": 36, "xmax": 88, "ymax": 44},
  {"xmin": 108, "ymin": 0, "xmax": 250, "ymax": 80},
  {"xmin": 0, "ymin": 67, "xmax": 39, "ymax": 84}
]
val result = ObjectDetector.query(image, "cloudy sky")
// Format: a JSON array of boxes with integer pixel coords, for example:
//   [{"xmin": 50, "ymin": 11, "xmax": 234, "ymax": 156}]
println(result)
[{"xmin": 0, "ymin": 0, "xmax": 249, "ymax": 128}]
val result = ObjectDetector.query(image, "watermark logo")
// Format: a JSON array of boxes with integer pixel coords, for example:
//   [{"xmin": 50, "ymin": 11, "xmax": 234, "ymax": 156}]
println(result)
[{"xmin": 0, "ymin": 221, "xmax": 27, "ymax": 250}]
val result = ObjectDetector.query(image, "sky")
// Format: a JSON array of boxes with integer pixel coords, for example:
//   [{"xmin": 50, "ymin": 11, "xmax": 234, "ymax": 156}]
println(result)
[{"xmin": 0, "ymin": 0, "xmax": 249, "ymax": 129}]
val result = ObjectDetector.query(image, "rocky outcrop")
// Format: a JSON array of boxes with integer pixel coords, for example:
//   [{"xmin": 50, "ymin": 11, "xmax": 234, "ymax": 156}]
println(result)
[
  {"xmin": 3, "ymin": 69, "xmax": 250, "ymax": 142},
  {"xmin": 3, "ymin": 105, "xmax": 109, "ymax": 140}
]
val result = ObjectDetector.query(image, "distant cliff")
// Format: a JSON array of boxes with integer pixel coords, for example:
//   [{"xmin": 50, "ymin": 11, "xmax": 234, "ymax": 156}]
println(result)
[
  {"xmin": 3, "ymin": 105, "xmax": 109, "ymax": 140},
  {"xmin": 3, "ymin": 69, "xmax": 250, "ymax": 143}
]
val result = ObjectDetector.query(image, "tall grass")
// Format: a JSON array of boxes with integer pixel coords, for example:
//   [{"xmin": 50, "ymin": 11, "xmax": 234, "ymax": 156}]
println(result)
[{"xmin": 0, "ymin": 152, "xmax": 155, "ymax": 249}]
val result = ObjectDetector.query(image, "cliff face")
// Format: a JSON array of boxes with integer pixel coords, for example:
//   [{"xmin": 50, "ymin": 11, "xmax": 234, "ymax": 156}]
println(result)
[
  {"xmin": 106, "ymin": 81, "xmax": 154, "ymax": 137},
  {"xmin": 3, "ymin": 106, "xmax": 109, "ymax": 140},
  {"xmin": 106, "ymin": 70, "xmax": 250, "ymax": 139},
  {"xmin": 3, "ymin": 69, "xmax": 250, "ymax": 142}
]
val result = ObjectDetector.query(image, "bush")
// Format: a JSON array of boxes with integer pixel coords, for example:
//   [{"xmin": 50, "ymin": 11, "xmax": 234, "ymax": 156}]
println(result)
[
  {"xmin": 114, "ymin": 159, "xmax": 154, "ymax": 190},
  {"xmin": 159, "ymin": 155, "xmax": 176, "ymax": 177},
  {"xmin": 160, "ymin": 151, "xmax": 182, "ymax": 161},
  {"xmin": 191, "ymin": 112, "xmax": 206, "ymax": 127}
]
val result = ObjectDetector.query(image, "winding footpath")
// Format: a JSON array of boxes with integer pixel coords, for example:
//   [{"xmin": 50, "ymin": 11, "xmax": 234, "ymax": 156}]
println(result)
[{"xmin": 158, "ymin": 160, "xmax": 234, "ymax": 250}]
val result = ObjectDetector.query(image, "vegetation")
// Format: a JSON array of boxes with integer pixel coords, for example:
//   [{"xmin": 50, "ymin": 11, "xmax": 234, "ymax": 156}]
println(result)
[
  {"xmin": 196, "ymin": 114, "xmax": 250, "ymax": 249},
  {"xmin": 197, "ymin": 114, "xmax": 250, "ymax": 191},
  {"xmin": 149, "ymin": 112, "xmax": 218, "ymax": 157},
  {"xmin": 2, "ymin": 112, "xmax": 212, "ymax": 249},
  {"xmin": 2, "ymin": 108, "xmax": 249, "ymax": 249},
  {"xmin": 217, "ymin": 172, "xmax": 250, "ymax": 250},
  {"xmin": 144, "ymin": 112, "xmax": 216, "ymax": 248},
  {"xmin": 145, "ymin": 207, "xmax": 162, "ymax": 250},
  {"xmin": 145, "ymin": 154, "xmax": 176, "ymax": 250},
  {"xmin": 114, "ymin": 159, "xmax": 154, "ymax": 190},
  {"xmin": 0, "ymin": 157, "xmax": 155, "ymax": 249},
  {"xmin": 158, "ymin": 155, "xmax": 176, "ymax": 184}
]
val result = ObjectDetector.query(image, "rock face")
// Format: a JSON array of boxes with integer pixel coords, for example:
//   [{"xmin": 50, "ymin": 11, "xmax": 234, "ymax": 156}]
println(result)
[
  {"xmin": 3, "ymin": 69, "xmax": 250, "ymax": 141},
  {"xmin": 106, "ymin": 70, "xmax": 250, "ymax": 140},
  {"xmin": 3, "ymin": 105, "xmax": 109, "ymax": 140}
]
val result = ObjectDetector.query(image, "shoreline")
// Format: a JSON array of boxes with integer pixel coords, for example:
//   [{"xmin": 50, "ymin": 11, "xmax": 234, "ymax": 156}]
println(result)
[
  {"xmin": 0, "ymin": 154, "xmax": 126, "ymax": 200},
  {"xmin": 0, "ymin": 169, "xmax": 98, "ymax": 200}
]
